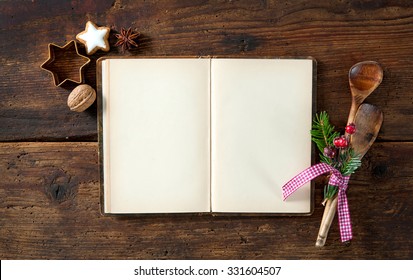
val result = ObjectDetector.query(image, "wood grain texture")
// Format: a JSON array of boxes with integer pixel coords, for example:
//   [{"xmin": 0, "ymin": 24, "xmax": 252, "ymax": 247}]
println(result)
[
  {"xmin": 1, "ymin": 0, "xmax": 413, "ymax": 140},
  {"xmin": 1, "ymin": 0, "xmax": 412, "ymax": 260},
  {"xmin": 0, "ymin": 142, "xmax": 411, "ymax": 259}
]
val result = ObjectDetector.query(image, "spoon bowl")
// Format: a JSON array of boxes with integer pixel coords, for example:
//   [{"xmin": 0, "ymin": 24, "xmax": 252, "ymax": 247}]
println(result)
[
  {"xmin": 351, "ymin": 103, "xmax": 383, "ymax": 157},
  {"xmin": 347, "ymin": 61, "xmax": 383, "ymax": 124}
]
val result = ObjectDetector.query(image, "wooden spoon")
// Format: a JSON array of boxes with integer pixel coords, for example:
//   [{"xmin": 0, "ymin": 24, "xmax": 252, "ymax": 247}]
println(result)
[
  {"xmin": 347, "ymin": 61, "xmax": 383, "ymax": 124},
  {"xmin": 315, "ymin": 104, "xmax": 383, "ymax": 247}
]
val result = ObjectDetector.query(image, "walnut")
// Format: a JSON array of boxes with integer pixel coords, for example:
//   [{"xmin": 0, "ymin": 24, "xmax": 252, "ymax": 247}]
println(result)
[{"xmin": 67, "ymin": 84, "xmax": 96, "ymax": 112}]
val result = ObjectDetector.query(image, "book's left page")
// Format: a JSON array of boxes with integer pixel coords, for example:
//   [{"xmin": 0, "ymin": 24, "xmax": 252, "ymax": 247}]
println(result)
[{"xmin": 101, "ymin": 58, "xmax": 211, "ymax": 214}]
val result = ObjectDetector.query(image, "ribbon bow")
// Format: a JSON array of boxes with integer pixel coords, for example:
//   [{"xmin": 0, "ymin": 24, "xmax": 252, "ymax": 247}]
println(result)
[{"xmin": 282, "ymin": 163, "xmax": 352, "ymax": 242}]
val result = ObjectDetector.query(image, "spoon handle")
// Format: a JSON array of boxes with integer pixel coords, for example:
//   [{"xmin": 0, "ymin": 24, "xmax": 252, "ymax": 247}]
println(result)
[
  {"xmin": 347, "ymin": 98, "xmax": 359, "ymax": 125},
  {"xmin": 315, "ymin": 196, "xmax": 338, "ymax": 247}
]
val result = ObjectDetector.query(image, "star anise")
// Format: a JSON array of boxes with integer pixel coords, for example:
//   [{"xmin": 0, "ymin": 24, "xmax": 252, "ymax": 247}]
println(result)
[{"xmin": 115, "ymin": 27, "xmax": 139, "ymax": 52}]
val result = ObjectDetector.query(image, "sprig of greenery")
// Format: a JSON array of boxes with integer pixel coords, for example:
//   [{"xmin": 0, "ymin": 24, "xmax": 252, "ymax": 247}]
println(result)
[
  {"xmin": 310, "ymin": 112, "xmax": 340, "ymax": 164},
  {"xmin": 324, "ymin": 184, "xmax": 338, "ymax": 201},
  {"xmin": 339, "ymin": 148, "xmax": 362, "ymax": 176},
  {"xmin": 310, "ymin": 112, "xmax": 340, "ymax": 153},
  {"xmin": 311, "ymin": 112, "xmax": 362, "ymax": 201}
]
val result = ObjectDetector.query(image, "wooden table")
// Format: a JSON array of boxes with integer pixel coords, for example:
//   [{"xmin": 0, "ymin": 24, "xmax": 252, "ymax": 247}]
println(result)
[{"xmin": 1, "ymin": 0, "xmax": 412, "ymax": 259}]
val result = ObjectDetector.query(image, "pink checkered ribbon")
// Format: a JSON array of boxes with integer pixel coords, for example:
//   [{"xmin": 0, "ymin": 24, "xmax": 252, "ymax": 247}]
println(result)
[{"xmin": 282, "ymin": 163, "xmax": 352, "ymax": 242}]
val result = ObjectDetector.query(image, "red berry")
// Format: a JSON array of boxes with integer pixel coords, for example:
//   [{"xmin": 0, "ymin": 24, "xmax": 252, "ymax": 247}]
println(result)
[
  {"xmin": 340, "ymin": 136, "xmax": 348, "ymax": 148},
  {"xmin": 333, "ymin": 137, "xmax": 342, "ymax": 148},
  {"xmin": 345, "ymin": 123, "xmax": 356, "ymax": 134},
  {"xmin": 333, "ymin": 136, "xmax": 348, "ymax": 148}
]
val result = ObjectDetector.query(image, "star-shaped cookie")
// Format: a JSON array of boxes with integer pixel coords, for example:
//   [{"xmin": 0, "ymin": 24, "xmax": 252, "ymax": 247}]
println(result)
[{"xmin": 76, "ymin": 21, "xmax": 110, "ymax": 55}]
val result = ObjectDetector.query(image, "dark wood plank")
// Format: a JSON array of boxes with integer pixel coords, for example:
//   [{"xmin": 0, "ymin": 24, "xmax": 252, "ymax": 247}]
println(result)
[
  {"xmin": 1, "ymin": 0, "xmax": 413, "ymax": 141},
  {"xmin": 0, "ymin": 142, "xmax": 411, "ymax": 259}
]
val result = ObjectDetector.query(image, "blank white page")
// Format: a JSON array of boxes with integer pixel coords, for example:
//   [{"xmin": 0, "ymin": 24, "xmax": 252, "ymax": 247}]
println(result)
[
  {"xmin": 211, "ymin": 59, "xmax": 313, "ymax": 213},
  {"xmin": 102, "ymin": 58, "xmax": 210, "ymax": 213}
]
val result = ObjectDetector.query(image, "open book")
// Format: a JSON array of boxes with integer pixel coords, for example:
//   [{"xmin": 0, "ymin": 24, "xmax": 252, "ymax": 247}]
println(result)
[{"xmin": 98, "ymin": 58, "xmax": 315, "ymax": 214}]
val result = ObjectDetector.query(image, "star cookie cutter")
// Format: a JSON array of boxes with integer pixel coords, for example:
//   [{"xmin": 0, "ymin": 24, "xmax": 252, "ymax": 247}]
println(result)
[{"xmin": 40, "ymin": 40, "xmax": 91, "ymax": 87}]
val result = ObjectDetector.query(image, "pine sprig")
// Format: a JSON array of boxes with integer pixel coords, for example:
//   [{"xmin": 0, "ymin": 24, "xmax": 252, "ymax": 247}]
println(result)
[
  {"xmin": 320, "ymin": 153, "xmax": 333, "ymax": 165},
  {"xmin": 310, "ymin": 111, "xmax": 362, "ymax": 202},
  {"xmin": 339, "ymin": 148, "xmax": 362, "ymax": 176},
  {"xmin": 324, "ymin": 184, "xmax": 338, "ymax": 201},
  {"xmin": 310, "ymin": 112, "xmax": 340, "ymax": 154}
]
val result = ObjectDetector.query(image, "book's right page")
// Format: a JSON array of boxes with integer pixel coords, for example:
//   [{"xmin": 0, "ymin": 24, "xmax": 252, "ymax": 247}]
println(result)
[{"xmin": 211, "ymin": 58, "xmax": 314, "ymax": 213}]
